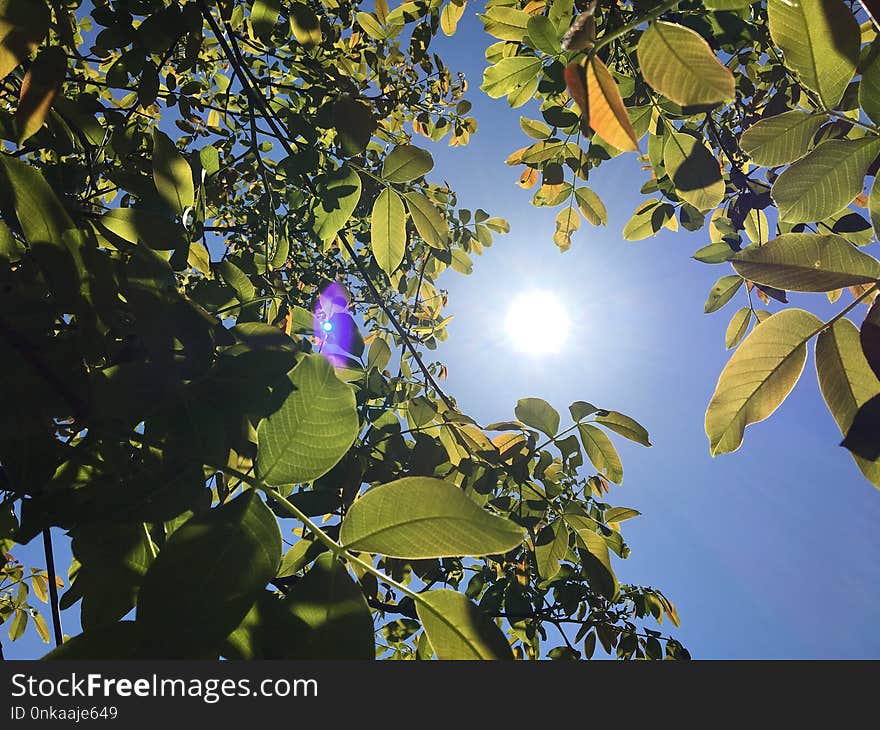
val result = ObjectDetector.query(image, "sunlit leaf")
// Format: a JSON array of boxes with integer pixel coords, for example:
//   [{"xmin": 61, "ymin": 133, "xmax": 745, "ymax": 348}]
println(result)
[
  {"xmin": 771, "ymin": 138, "xmax": 880, "ymax": 224},
  {"xmin": 577, "ymin": 424, "xmax": 623, "ymax": 483},
  {"xmin": 637, "ymin": 21, "xmax": 735, "ymax": 106},
  {"xmin": 404, "ymin": 191, "xmax": 449, "ymax": 249},
  {"xmin": 514, "ymin": 397, "xmax": 560, "ymax": 437},
  {"xmin": 257, "ymin": 354, "xmax": 359, "ymax": 485},
  {"xmin": 339, "ymin": 477, "xmax": 526, "ymax": 558},
  {"xmin": 731, "ymin": 233, "xmax": 880, "ymax": 292},
  {"xmin": 152, "ymin": 129, "xmax": 194, "ymax": 216},
  {"xmin": 663, "ymin": 131, "xmax": 725, "ymax": 212},
  {"xmin": 585, "ymin": 56, "xmax": 639, "ymax": 152},
  {"xmin": 371, "ymin": 188, "xmax": 406, "ymax": 276},
  {"xmin": 381, "ymin": 144, "xmax": 434, "ymax": 182},
  {"xmin": 768, "ymin": 0, "xmax": 859, "ymax": 108},
  {"xmin": 706, "ymin": 309, "xmax": 823, "ymax": 455},
  {"xmin": 15, "ymin": 45, "xmax": 65, "ymax": 143},
  {"xmin": 416, "ymin": 589, "xmax": 513, "ymax": 659},
  {"xmin": 740, "ymin": 110, "xmax": 824, "ymax": 167},
  {"xmin": 815, "ymin": 319, "xmax": 880, "ymax": 488}
]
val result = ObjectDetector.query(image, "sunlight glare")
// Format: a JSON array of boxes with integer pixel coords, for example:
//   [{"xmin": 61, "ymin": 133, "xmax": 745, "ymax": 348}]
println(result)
[{"xmin": 505, "ymin": 290, "xmax": 570, "ymax": 354}]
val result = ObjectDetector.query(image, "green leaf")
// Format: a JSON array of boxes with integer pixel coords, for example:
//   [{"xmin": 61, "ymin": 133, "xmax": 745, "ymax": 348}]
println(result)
[
  {"xmin": 702, "ymin": 0, "xmax": 757, "ymax": 7},
  {"xmin": 479, "ymin": 7, "xmax": 531, "ymax": 42},
  {"xmin": 514, "ymin": 397, "xmax": 560, "ymax": 437},
  {"xmin": 862, "ymin": 298, "xmax": 880, "ymax": 381},
  {"xmin": 706, "ymin": 309, "xmax": 823, "ymax": 455},
  {"xmin": 0, "ymin": 0, "xmax": 49, "ymax": 81},
  {"xmin": 704, "ymin": 275, "xmax": 743, "ymax": 313},
  {"xmin": 416, "ymin": 589, "xmax": 513, "ymax": 660},
  {"xmin": 604, "ymin": 507, "xmax": 641, "ymax": 524},
  {"xmin": 356, "ymin": 12, "xmax": 386, "ymax": 40},
  {"xmin": 577, "ymin": 424, "xmax": 623, "ymax": 484},
  {"xmin": 725, "ymin": 307, "xmax": 752, "ymax": 349},
  {"xmin": 218, "ymin": 260, "xmax": 256, "ymax": 303},
  {"xmin": 564, "ymin": 513, "xmax": 618, "ymax": 599},
  {"xmin": 525, "ymin": 15, "xmax": 560, "ymax": 55},
  {"xmin": 520, "ymin": 116, "xmax": 552, "ymax": 140},
  {"xmin": 637, "ymin": 21, "xmax": 735, "ymax": 106},
  {"xmin": 137, "ymin": 491, "xmax": 281, "ymax": 657},
  {"xmin": 371, "ymin": 188, "xmax": 407, "ymax": 276},
  {"xmin": 860, "ymin": 52, "xmax": 880, "ymax": 126},
  {"xmin": 569, "ymin": 401, "xmax": 598, "ymax": 421},
  {"xmin": 481, "ymin": 56, "xmax": 543, "ymax": 99},
  {"xmin": 289, "ymin": 3, "xmax": 322, "ymax": 47},
  {"xmin": 740, "ymin": 110, "xmax": 824, "ymax": 167},
  {"xmin": 842, "ymin": 395, "xmax": 880, "ymax": 461},
  {"xmin": 771, "ymin": 138, "xmax": 880, "ymax": 224},
  {"xmin": 663, "ymin": 131, "xmax": 725, "ymax": 212},
  {"xmin": 535, "ymin": 521, "xmax": 569, "ymax": 581},
  {"xmin": 440, "ymin": 0, "xmax": 466, "ymax": 37},
  {"xmin": 367, "ymin": 336, "xmax": 392, "ymax": 371},
  {"xmin": 575, "ymin": 187, "xmax": 608, "ymax": 226},
  {"xmin": 381, "ymin": 144, "xmax": 434, "ymax": 182},
  {"xmin": 0, "ymin": 153, "xmax": 73, "ymax": 245},
  {"xmin": 693, "ymin": 242, "xmax": 735, "ymax": 264},
  {"xmin": 403, "ymin": 191, "xmax": 449, "ymax": 249},
  {"xmin": 43, "ymin": 622, "xmax": 148, "ymax": 660},
  {"xmin": 152, "ymin": 129, "xmax": 194, "ymax": 216},
  {"xmin": 339, "ymin": 477, "xmax": 526, "ymax": 558},
  {"xmin": 8, "ymin": 608, "xmax": 27, "ymax": 641},
  {"xmin": 767, "ymin": 0, "xmax": 859, "ymax": 108},
  {"xmin": 311, "ymin": 164, "xmax": 362, "ymax": 244},
  {"xmin": 250, "ymin": 0, "xmax": 280, "ymax": 41},
  {"xmin": 594, "ymin": 411, "xmax": 651, "ymax": 447},
  {"xmin": 731, "ymin": 233, "xmax": 880, "ymax": 292},
  {"xmin": 815, "ymin": 319, "xmax": 880, "ymax": 488},
  {"xmin": 257, "ymin": 354, "xmax": 359, "ymax": 485},
  {"xmin": 333, "ymin": 96, "xmax": 375, "ymax": 156},
  {"xmin": 870, "ymin": 175, "xmax": 880, "ymax": 242}
]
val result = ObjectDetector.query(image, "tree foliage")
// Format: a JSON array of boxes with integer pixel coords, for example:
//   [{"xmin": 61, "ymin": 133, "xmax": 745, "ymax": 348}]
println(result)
[
  {"xmin": 481, "ymin": 0, "xmax": 880, "ymax": 488},
  {"xmin": 0, "ymin": 0, "xmax": 693, "ymax": 660}
]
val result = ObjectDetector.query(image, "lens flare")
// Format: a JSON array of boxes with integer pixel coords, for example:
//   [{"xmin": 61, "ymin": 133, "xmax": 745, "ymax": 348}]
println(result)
[
  {"xmin": 505, "ymin": 290, "xmax": 570, "ymax": 354},
  {"xmin": 313, "ymin": 282, "xmax": 355, "ymax": 367}
]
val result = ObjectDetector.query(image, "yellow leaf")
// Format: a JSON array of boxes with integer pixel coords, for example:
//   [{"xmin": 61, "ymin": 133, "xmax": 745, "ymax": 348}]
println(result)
[{"xmin": 585, "ymin": 56, "xmax": 639, "ymax": 152}]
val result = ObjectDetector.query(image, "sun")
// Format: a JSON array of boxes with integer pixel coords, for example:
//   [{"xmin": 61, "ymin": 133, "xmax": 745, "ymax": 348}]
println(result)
[{"xmin": 505, "ymin": 290, "xmax": 570, "ymax": 354}]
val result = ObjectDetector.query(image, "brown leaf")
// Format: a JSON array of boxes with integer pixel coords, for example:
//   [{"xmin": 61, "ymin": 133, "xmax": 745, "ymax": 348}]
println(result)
[
  {"xmin": 564, "ymin": 61, "xmax": 589, "ymax": 135},
  {"xmin": 16, "ymin": 45, "xmax": 66, "ymax": 143}
]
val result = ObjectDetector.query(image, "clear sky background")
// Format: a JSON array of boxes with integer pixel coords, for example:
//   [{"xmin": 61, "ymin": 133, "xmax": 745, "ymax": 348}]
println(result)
[{"xmin": 5, "ymin": 11, "xmax": 880, "ymax": 660}]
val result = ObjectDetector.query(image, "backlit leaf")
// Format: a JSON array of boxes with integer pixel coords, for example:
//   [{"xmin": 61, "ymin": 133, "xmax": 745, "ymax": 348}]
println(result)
[
  {"xmin": 767, "ymin": 0, "xmax": 859, "ymax": 108},
  {"xmin": 585, "ymin": 56, "xmax": 639, "ymax": 152},
  {"xmin": 152, "ymin": 129, "xmax": 194, "ymax": 216},
  {"xmin": 312, "ymin": 164, "xmax": 362, "ymax": 243},
  {"xmin": 339, "ymin": 477, "xmax": 526, "ymax": 558},
  {"xmin": 704, "ymin": 275, "xmax": 743, "ymax": 313},
  {"xmin": 257, "ymin": 354, "xmax": 357, "ymax": 485},
  {"xmin": 706, "ymin": 309, "xmax": 823, "ymax": 455},
  {"xmin": 815, "ymin": 319, "xmax": 880, "ymax": 488},
  {"xmin": 740, "ymin": 110, "xmax": 824, "ymax": 167},
  {"xmin": 404, "ymin": 191, "xmax": 449, "ymax": 249},
  {"xmin": 771, "ymin": 138, "xmax": 880, "ymax": 224},
  {"xmin": 371, "ymin": 188, "xmax": 406, "ymax": 276},
  {"xmin": 732, "ymin": 233, "xmax": 880, "ymax": 291},
  {"xmin": 514, "ymin": 397, "xmax": 560, "ymax": 437},
  {"xmin": 664, "ymin": 131, "xmax": 725, "ymax": 212},
  {"xmin": 381, "ymin": 144, "xmax": 433, "ymax": 182},
  {"xmin": 416, "ymin": 589, "xmax": 513, "ymax": 659},
  {"xmin": 637, "ymin": 21, "xmax": 735, "ymax": 106},
  {"xmin": 16, "ymin": 45, "xmax": 65, "ymax": 143},
  {"xmin": 577, "ymin": 424, "xmax": 623, "ymax": 483}
]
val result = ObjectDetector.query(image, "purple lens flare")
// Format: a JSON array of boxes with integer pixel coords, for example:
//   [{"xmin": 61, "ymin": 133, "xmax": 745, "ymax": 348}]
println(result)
[{"xmin": 312, "ymin": 281, "xmax": 357, "ymax": 367}]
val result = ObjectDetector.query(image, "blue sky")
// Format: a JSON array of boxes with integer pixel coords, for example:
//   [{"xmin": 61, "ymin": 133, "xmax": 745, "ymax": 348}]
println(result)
[
  {"xmin": 426, "ymin": 14, "xmax": 880, "ymax": 658},
  {"xmin": 6, "ymin": 11, "xmax": 880, "ymax": 660}
]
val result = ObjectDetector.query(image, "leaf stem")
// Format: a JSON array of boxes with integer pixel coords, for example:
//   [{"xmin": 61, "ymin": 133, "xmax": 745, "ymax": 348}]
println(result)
[
  {"xmin": 221, "ymin": 466, "xmax": 422, "ymax": 604},
  {"xmin": 589, "ymin": 0, "xmax": 682, "ymax": 58}
]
